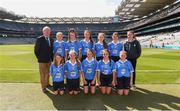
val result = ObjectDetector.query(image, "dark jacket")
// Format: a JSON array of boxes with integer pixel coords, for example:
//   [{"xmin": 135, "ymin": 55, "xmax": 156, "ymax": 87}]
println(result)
[
  {"xmin": 34, "ymin": 36, "xmax": 54, "ymax": 63},
  {"xmin": 124, "ymin": 39, "xmax": 141, "ymax": 60}
]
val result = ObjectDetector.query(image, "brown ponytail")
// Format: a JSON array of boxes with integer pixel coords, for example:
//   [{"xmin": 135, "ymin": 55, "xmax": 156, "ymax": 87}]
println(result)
[
  {"xmin": 75, "ymin": 57, "xmax": 81, "ymax": 70},
  {"xmin": 103, "ymin": 39, "xmax": 108, "ymax": 49},
  {"xmin": 98, "ymin": 33, "xmax": 108, "ymax": 49}
]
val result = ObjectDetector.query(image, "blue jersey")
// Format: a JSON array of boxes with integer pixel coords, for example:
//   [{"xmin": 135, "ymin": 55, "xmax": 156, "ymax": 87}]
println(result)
[
  {"xmin": 50, "ymin": 64, "xmax": 65, "ymax": 82},
  {"xmin": 64, "ymin": 60, "xmax": 82, "ymax": 79},
  {"xmin": 108, "ymin": 41, "xmax": 123, "ymax": 57},
  {"xmin": 94, "ymin": 42, "xmax": 104, "ymax": 57},
  {"xmin": 80, "ymin": 39, "xmax": 94, "ymax": 56},
  {"xmin": 82, "ymin": 58, "xmax": 98, "ymax": 80},
  {"xmin": 65, "ymin": 41, "xmax": 81, "ymax": 54},
  {"xmin": 97, "ymin": 60, "xmax": 116, "ymax": 75},
  {"xmin": 53, "ymin": 40, "xmax": 66, "ymax": 57},
  {"xmin": 115, "ymin": 60, "xmax": 134, "ymax": 78}
]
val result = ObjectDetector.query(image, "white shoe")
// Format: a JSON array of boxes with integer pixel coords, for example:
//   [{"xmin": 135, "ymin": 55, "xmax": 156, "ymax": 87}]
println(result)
[{"xmin": 130, "ymin": 85, "xmax": 136, "ymax": 91}]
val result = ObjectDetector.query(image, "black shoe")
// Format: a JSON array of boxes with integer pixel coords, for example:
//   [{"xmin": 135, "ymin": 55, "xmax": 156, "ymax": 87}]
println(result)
[
  {"xmin": 42, "ymin": 88, "xmax": 47, "ymax": 93},
  {"xmin": 46, "ymin": 84, "xmax": 52, "ymax": 88}
]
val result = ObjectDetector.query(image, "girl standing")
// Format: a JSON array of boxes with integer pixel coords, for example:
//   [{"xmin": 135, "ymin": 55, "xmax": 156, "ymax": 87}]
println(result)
[
  {"xmin": 124, "ymin": 30, "xmax": 141, "ymax": 90},
  {"xmin": 80, "ymin": 30, "xmax": 94, "ymax": 61},
  {"xmin": 65, "ymin": 29, "xmax": 81, "ymax": 61},
  {"xmin": 53, "ymin": 32, "xmax": 66, "ymax": 57},
  {"xmin": 108, "ymin": 32, "xmax": 123, "ymax": 62},
  {"xmin": 94, "ymin": 33, "xmax": 108, "ymax": 61}
]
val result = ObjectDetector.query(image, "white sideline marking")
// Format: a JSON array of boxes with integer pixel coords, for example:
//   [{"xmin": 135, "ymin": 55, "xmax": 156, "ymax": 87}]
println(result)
[
  {"xmin": 137, "ymin": 70, "xmax": 180, "ymax": 72},
  {"xmin": 0, "ymin": 69, "xmax": 180, "ymax": 72},
  {"xmin": 0, "ymin": 69, "xmax": 38, "ymax": 71}
]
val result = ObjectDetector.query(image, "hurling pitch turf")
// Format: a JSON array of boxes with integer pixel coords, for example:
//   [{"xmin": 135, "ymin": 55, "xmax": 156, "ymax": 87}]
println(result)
[
  {"xmin": 0, "ymin": 45, "xmax": 180, "ymax": 110},
  {"xmin": 0, "ymin": 83, "xmax": 180, "ymax": 110}
]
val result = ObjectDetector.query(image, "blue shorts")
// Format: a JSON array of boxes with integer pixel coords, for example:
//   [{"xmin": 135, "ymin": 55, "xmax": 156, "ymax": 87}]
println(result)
[
  {"xmin": 81, "ymin": 55, "xmax": 87, "ymax": 62},
  {"xmin": 96, "ymin": 56, "xmax": 103, "ymax": 61},
  {"xmin": 53, "ymin": 81, "xmax": 65, "ymax": 91},
  {"xmin": 84, "ymin": 79, "xmax": 95, "ymax": 86},
  {"xmin": 67, "ymin": 78, "xmax": 80, "ymax": 91},
  {"xmin": 111, "ymin": 56, "xmax": 120, "ymax": 62},
  {"xmin": 100, "ymin": 73, "xmax": 113, "ymax": 87},
  {"xmin": 117, "ymin": 77, "xmax": 130, "ymax": 89}
]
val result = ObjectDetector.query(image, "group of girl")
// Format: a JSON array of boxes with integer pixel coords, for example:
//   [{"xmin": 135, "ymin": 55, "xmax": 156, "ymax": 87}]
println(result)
[{"xmin": 50, "ymin": 29, "xmax": 134, "ymax": 96}]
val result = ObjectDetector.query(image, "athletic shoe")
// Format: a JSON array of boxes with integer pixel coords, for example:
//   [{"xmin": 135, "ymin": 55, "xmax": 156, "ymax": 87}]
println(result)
[
  {"xmin": 42, "ymin": 88, "xmax": 47, "ymax": 93},
  {"xmin": 130, "ymin": 85, "xmax": 136, "ymax": 91},
  {"xmin": 46, "ymin": 84, "xmax": 52, "ymax": 88}
]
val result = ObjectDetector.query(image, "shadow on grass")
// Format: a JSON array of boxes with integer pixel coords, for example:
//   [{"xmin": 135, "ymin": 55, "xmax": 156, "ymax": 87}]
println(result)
[{"xmin": 45, "ymin": 87, "xmax": 180, "ymax": 110}]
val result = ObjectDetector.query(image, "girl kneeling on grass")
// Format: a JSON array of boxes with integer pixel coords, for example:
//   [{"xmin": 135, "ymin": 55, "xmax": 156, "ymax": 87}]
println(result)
[
  {"xmin": 97, "ymin": 49, "xmax": 116, "ymax": 95},
  {"xmin": 115, "ymin": 51, "xmax": 134, "ymax": 95},
  {"xmin": 65, "ymin": 50, "xmax": 82, "ymax": 95},
  {"xmin": 81, "ymin": 49, "xmax": 98, "ymax": 94},
  {"xmin": 50, "ymin": 54, "xmax": 65, "ymax": 95}
]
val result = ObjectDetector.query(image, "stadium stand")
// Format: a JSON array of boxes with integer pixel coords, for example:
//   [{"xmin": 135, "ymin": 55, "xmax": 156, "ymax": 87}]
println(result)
[
  {"xmin": 0, "ymin": 0, "xmax": 179, "ymax": 48},
  {"xmin": 124, "ymin": 1, "xmax": 180, "ymax": 33},
  {"xmin": 0, "ymin": 37, "xmax": 36, "ymax": 45},
  {"xmin": 137, "ymin": 31, "xmax": 180, "ymax": 49}
]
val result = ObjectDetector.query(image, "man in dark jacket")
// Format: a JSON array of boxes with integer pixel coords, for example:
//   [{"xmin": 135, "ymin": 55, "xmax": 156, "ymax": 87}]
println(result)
[
  {"xmin": 34, "ymin": 26, "xmax": 54, "ymax": 93},
  {"xmin": 124, "ymin": 30, "xmax": 141, "ymax": 90}
]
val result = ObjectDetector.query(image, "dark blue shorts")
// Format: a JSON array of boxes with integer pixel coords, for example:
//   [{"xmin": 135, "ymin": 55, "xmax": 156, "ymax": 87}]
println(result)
[
  {"xmin": 67, "ymin": 78, "xmax": 80, "ymax": 91},
  {"xmin": 100, "ymin": 73, "xmax": 113, "ymax": 87},
  {"xmin": 82, "ymin": 55, "xmax": 87, "ymax": 61},
  {"xmin": 117, "ymin": 77, "xmax": 130, "ymax": 89},
  {"xmin": 84, "ymin": 79, "xmax": 95, "ymax": 86},
  {"xmin": 53, "ymin": 81, "xmax": 65, "ymax": 91},
  {"xmin": 96, "ymin": 56, "xmax": 103, "ymax": 61},
  {"xmin": 111, "ymin": 56, "xmax": 120, "ymax": 62}
]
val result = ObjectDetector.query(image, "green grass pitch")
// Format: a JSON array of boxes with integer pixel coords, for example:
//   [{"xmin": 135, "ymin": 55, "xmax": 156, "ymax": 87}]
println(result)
[
  {"xmin": 0, "ymin": 44, "xmax": 180, "ymax": 83},
  {"xmin": 0, "ymin": 44, "xmax": 180, "ymax": 110}
]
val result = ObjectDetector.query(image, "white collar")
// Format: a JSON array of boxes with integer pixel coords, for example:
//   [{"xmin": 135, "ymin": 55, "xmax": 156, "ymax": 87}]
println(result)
[
  {"xmin": 86, "ymin": 58, "xmax": 95, "ymax": 63},
  {"xmin": 83, "ymin": 39, "xmax": 90, "ymax": 43},
  {"xmin": 68, "ymin": 40, "xmax": 76, "ymax": 43},
  {"xmin": 112, "ymin": 41, "xmax": 120, "ymax": 45},
  {"xmin": 97, "ymin": 41, "xmax": 103, "ymax": 45},
  {"xmin": 53, "ymin": 63, "xmax": 62, "ymax": 67},
  {"xmin": 55, "ymin": 40, "xmax": 63, "ymax": 43},
  {"xmin": 57, "ymin": 64, "xmax": 63, "ymax": 68},
  {"xmin": 44, "ymin": 36, "xmax": 49, "ymax": 40},
  {"xmin": 102, "ymin": 59, "xmax": 110, "ymax": 64},
  {"xmin": 119, "ymin": 59, "xmax": 127, "ymax": 63},
  {"xmin": 68, "ymin": 60, "xmax": 77, "ymax": 66}
]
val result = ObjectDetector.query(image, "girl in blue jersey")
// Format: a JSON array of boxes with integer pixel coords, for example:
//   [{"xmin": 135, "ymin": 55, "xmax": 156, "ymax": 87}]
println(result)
[
  {"xmin": 53, "ymin": 32, "xmax": 66, "ymax": 57},
  {"xmin": 115, "ymin": 51, "xmax": 134, "ymax": 95},
  {"xmin": 65, "ymin": 29, "xmax": 81, "ymax": 61},
  {"xmin": 82, "ymin": 49, "xmax": 98, "ymax": 94},
  {"xmin": 64, "ymin": 50, "xmax": 82, "ymax": 95},
  {"xmin": 80, "ymin": 30, "xmax": 94, "ymax": 61},
  {"xmin": 97, "ymin": 49, "xmax": 116, "ymax": 95},
  {"xmin": 108, "ymin": 32, "xmax": 123, "ymax": 62},
  {"xmin": 50, "ymin": 53, "xmax": 65, "ymax": 95},
  {"xmin": 94, "ymin": 33, "xmax": 108, "ymax": 61}
]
